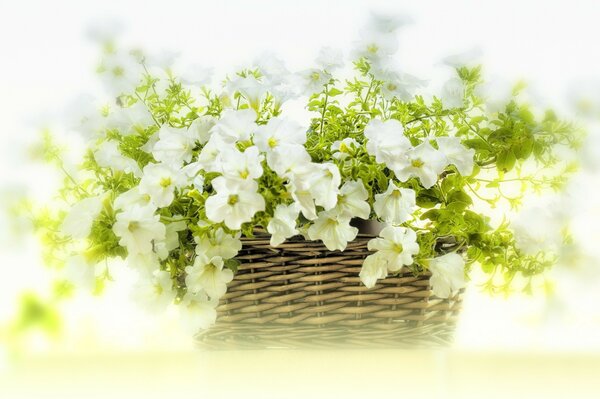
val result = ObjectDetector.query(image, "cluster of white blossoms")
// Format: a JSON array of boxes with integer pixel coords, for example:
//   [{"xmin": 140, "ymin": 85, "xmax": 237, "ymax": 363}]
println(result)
[{"xmin": 54, "ymin": 13, "xmax": 492, "ymax": 333}]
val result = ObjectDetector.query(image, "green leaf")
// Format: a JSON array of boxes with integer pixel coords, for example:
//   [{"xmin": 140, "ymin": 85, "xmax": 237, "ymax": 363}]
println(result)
[{"xmin": 496, "ymin": 149, "xmax": 517, "ymax": 172}]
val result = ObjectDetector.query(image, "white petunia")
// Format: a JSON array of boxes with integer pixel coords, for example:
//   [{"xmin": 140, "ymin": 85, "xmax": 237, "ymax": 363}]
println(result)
[
  {"xmin": 440, "ymin": 77, "xmax": 465, "ymax": 109},
  {"xmin": 127, "ymin": 251, "xmax": 162, "ymax": 277},
  {"xmin": 428, "ymin": 253, "xmax": 466, "ymax": 298},
  {"xmin": 267, "ymin": 144, "xmax": 312, "ymax": 177},
  {"xmin": 287, "ymin": 175, "xmax": 318, "ymax": 221},
  {"xmin": 359, "ymin": 253, "xmax": 389, "ymax": 289},
  {"xmin": 391, "ymin": 141, "xmax": 448, "ymax": 189},
  {"xmin": 61, "ymin": 194, "xmax": 105, "ymax": 239},
  {"xmin": 155, "ymin": 219, "xmax": 187, "ymax": 260},
  {"xmin": 178, "ymin": 292, "xmax": 218, "ymax": 333},
  {"xmin": 185, "ymin": 255, "xmax": 234, "ymax": 299},
  {"xmin": 254, "ymin": 116, "xmax": 307, "ymax": 155},
  {"xmin": 112, "ymin": 205, "xmax": 166, "ymax": 255},
  {"xmin": 375, "ymin": 69, "xmax": 425, "ymax": 102},
  {"xmin": 105, "ymin": 101, "xmax": 155, "ymax": 136},
  {"xmin": 151, "ymin": 125, "xmax": 198, "ymax": 167},
  {"xmin": 205, "ymin": 177, "xmax": 265, "ymax": 230},
  {"xmin": 367, "ymin": 226, "xmax": 419, "ymax": 272},
  {"xmin": 352, "ymin": 29, "xmax": 399, "ymax": 64},
  {"xmin": 188, "ymin": 115, "xmax": 217, "ymax": 145},
  {"xmin": 226, "ymin": 75, "xmax": 268, "ymax": 109},
  {"xmin": 220, "ymin": 146, "xmax": 264, "ymax": 181},
  {"xmin": 331, "ymin": 138, "xmax": 360, "ymax": 160},
  {"xmin": 436, "ymin": 136, "xmax": 475, "ymax": 176},
  {"xmin": 131, "ymin": 270, "xmax": 176, "ymax": 312},
  {"xmin": 373, "ymin": 182, "xmax": 416, "ymax": 225},
  {"xmin": 307, "ymin": 163, "xmax": 341, "ymax": 211},
  {"xmin": 295, "ymin": 68, "xmax": 331, "ymax": 95},
  {"xmin": 195, "ymin": 228, "xmax": 242, "ymax": 260},
  {"xmin": 267, "ymin": 203, "xmax": 299, "ymax": 246},
  {"xmin": 196, "ymin": 135, "xmax": 229, "ymax": 173},
  {"xmin": 181, "ymin": 162, "xmax": 205, "ymax": 192},
  {"xmin": 114, "ymin": 187, "xmax": 153, "ymax": 211},
  {"xmin": 210, "ymin": 108, "xmax": 257, "ymax": 143},
  {"xmin": 315, "ymin": 46, "xmax": 344, "ymax": 72},
  {"xmin": 94, "ymin": 140, "xmax": 142, "ymax": 177},
  {"xmin": 308, "ymin": 210, "xmax": 358, "ymax": 251},
  {"xmin": 364, "ymin": 119, "xmax": 411, "ymax": 166},
  {"xmin": 138, "ymin": 162, "xmax": 186, "ymax": 208},
  {"xmin": 335, "ymin": 180, "xmax": 371, "ymax": 219}
]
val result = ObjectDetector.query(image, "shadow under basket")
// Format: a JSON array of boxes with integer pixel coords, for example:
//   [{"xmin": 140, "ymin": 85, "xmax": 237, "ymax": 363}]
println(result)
[{"xmin": 196, "ymin": 232, "xmax": 463, "ymax": 350}]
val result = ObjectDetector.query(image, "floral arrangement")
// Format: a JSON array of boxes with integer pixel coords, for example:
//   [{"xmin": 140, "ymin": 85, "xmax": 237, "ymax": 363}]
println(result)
[{"xmin": 32, "ymin": 16, "xmax": 581, "ymax": 333}]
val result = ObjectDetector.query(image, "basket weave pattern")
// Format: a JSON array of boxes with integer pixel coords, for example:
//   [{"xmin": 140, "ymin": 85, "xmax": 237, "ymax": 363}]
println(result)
[{"xmin": 196, "ymin": 233, "xmax": 463, "ymax": 349}]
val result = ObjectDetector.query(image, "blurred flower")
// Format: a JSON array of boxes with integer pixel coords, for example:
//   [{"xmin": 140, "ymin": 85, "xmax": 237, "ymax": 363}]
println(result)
[
  {"xmin": 61, "ymin": 194, "xmax": 105, "ymax": 239},
  {"xmin": 185, "ymin": 255, "xmax": 233, "ymax": 299},
  {"xmin": 391, "ymin": 141, "xmax": 447, "ymax": 189},
  {"xmin": 428, "ymin": 253, "xmax": 466, "ymax": 298},
  {"xmin": 267, "ymin": 203, "xmax": 299, "ymax": 247},
  {"xmin": 308, "ymin": 210, "xmax": 358, "ymax": 251},
  {"xmin": 139, "ymin": 162, "xmax": 187, "ymax": 208},
  {"xmin": 112, "ymin": 205, "xmax": 166, "ymax": 255},
  {"xmin": 436, "ymin": 136, "xmax": 475, "ymax": 176}
]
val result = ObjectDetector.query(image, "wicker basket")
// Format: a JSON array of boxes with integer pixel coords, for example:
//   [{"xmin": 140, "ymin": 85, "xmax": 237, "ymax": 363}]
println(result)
[{"xmin": 196, "ymin": 230, "xmax": 463, "ymax": 349}]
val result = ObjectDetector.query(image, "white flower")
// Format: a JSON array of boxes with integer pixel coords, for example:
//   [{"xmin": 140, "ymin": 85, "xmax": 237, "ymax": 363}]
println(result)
[
  {"xmin": 331, "ymin": 138, "xmax": 359, "ymax": 160},
  {"xmin": 139, "ymin": 162, "xmax": 186, "ymax": 208},
  {"xmin": 61, "ymin": 194, "xmax": 104, "ymax": 239},
  {"xmin": 155, "ymin": 219, "xmax": 187, "ymax": 260},
  {"xmin": 436, "ymin": 136, "xmax": 475, "ymax": 176},
  {"xmin": 308, "ymin": 210, "xmax": 358, "ymax": 251},
  {"xmin": 185, "ymin": 255, "xmax": 233, "ymax": 299},
  {"xmin": 315, "ymin": 47, "xmax": 344, "ymax": 71},
  {"xmin": 364, "ymin": 119, "xmax": 411, "ymax": 166},
  {"xmin": 226, "ymin": 75, "xmax": 268, "ymax": 109},
  {"xmin": 267, "ymin": 144, "xmax": 312, "ymax": 177},
  {"xmin": 373, "ymin": 182, "xmax": 416, "ymax": 224},
  {"xmin": 205, "ymin": 177, "xmax": 265, "ymax": 230},
  {"xmin": 254, "ymin": 116, "xmax": 307, "ymax": 155},
  {"xmin": 375, "ymin": 69, "xmax": 424, "ymax": 102},
  {"xmin": 335, "ymin": 180, "xmax": 371, "ymax": 219},
  {"xmin": 296, "ymin": 68, "xmax": 331, "ymax": 95},
  {"xmin": 428, "ymin": 253, "xmax": 466, "ymax": 298},
  {"xmin": 210, "ymin": 109, "xmax": 257, "ymax": 143},
  {"xmin": 287, "ymin": 175, "xmax": 318, "ymax": 221},
  {"xmin": 114, "ymin": 187, "xmax": 153, "ymax": 211},
  {"xmin": 359, "ymin": 253, "xmax": 389, "ymax": 289},
  {"xmin": 151, "ymin": 125, "xmax": 198, "ymax": 167},
  {"xmin": 352, "ymin": 29, "xmax": 398, "ymax": 63},
  {"xmin": 131, "ymin": 270, "xmax": 176, "ymax": 312},
  {"xmin": 195, "ymin": 228, "xmax": 242, "ymax": 259},
  {"xmin": 181, "ymin": 162, "xmax": 205, "ymax": 192},
  {"xmin": 99, "ymin": 49, "xmax": 143, "ymax": 95},
  {"xmin": 441, "ymin": 47, "xmax": 483, "ymax": 68},
  {"xmin": 197, "ymin": 135, "xmax": 229, "ymax": 173},
  {"xmin": 440, "ymin": 77, "xmax": 465, "ymax": 109},
  {"xmin": 94, "ymin": 140, "xmax": 142, "ymax": 177},
  {"xmin": 307, "ymin": 163, "xmax": 341, "ymax": 211},
  {"xmin": 267, "ymin": 203, "xmax": 299, "ymax": 246},
  {"xmin": 178, "ymin": 292, "xmax": 218, "ymax": 333},
  {"xmin": 189, "ymin": 115, "xmax": 217, "ymax": 145},
  {"xmin": 391, "ymin": 141, "xmax": 448, "ymax": 189},
  {"xmin": 105, "ymin": 101, "xmax": 154, "ymax": 136},
  {"xmin": 113, "ymin": 205, "xmax": 166, "ymax": 255},
  {"xmin": 220, "ymin": 146, "xmax": 264, "ymax": 181},
  {"xmin": 367, "ymin": 226, "xmax": 419, "ymax": 272}
]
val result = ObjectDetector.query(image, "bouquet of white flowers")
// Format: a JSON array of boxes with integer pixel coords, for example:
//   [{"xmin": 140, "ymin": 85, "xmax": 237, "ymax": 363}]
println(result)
[{"xmin": 31, "ymin": 15, "xmax": 581, "ymax": 346}]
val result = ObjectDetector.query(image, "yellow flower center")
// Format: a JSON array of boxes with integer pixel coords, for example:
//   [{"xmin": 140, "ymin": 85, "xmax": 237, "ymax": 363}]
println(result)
[
  {"xmin": 411, "ymin": 159, "xmax": 424, "ymax": 168},
  {"xmin": 239, "ymin": 169, "xmax": 250, "ymax": 179},
  {"xmin": 367, "ymin": 44, "xmax": 379, "ymax": 54},
  {"xmin": 387, "ymin": 83, "xmax": 397, "ymax": 91},
  {"xmin": 393, "ymin": 243, "xmax": 404, "ymax": 253},
  {"xmin": 160, "ymin": 177, "xmax": 172, "ymax": 188},
  {"xmin": 128, "ymin": 221, "xmax": 139, "ymax": 232},
  {"xmin": 391, "ymin": 189, "xmax": 401, "ymax": 198},
  {"xmin": 310, "ymin": 71, "xmax": 321, "ymax": 81},
  {"xmin": 112, "ymin": 66, "xmax": 124, "ymax": 77},
  {"xmin": 227, "ymin": 194, "xmax": 239, "ymax": 206},
  {"xmin": 267, "ymin": 137, "xmax": 278, "ymax": 148}
]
